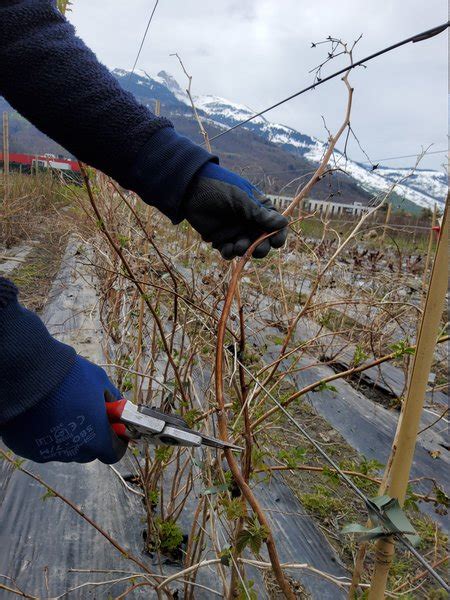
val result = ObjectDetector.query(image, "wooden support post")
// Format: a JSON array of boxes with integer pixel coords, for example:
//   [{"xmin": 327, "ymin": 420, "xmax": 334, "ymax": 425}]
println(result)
[
  {"xmin": 421, "ymin": 203, "xmax": 438, "ymax": 299},
  {"xmin": 2, "ymin": 111, "xmax": 10, "ymax": 188},
  {"xmin": 368, "ymin": 196, "xmax": 448, "ymax": 599},
  {"xmin": 381, "ymin": 202, "xmax": 392, "ymax": 244}
]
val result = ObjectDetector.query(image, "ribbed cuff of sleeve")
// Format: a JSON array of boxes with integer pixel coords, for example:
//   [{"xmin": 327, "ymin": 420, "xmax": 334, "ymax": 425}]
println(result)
[
  {"xmin": 0, "ymin": 282, "xmax": 77, "ymax": 424},
  {"xmin": 123, "ymin": 127, "xmax": 218, "ymax": 224}
]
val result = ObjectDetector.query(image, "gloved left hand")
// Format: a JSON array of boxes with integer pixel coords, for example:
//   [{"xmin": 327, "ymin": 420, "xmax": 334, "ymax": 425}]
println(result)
[
  {"xmin": 0, "ymin": 355, "xmax": 128, "ymax": 464},
  {"xmin": 183, "ymin": 162, "xmax": 289, "ymax": 259}
]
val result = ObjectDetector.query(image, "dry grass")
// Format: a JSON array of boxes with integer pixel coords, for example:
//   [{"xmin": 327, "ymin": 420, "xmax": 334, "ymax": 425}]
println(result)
[{"xmin": 0, "ymin": 172, "xmax": 90, "ymax": 310}]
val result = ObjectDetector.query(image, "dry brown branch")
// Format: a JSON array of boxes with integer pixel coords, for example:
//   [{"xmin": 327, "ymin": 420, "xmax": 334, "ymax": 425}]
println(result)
[
  {"xmin": 251, "ymin": 335, "xmax": 449, "ymax": 431},
  {"xmin": 213, "ymin": 61, "xmax": 357, "ymax": 599},
  {"xmin": 79, "ymin": 162, "xmax": 189, "ymax": 405},
  {"xmin": 170, "ymin": 53, "xmax": 212, "ymax": 153}
]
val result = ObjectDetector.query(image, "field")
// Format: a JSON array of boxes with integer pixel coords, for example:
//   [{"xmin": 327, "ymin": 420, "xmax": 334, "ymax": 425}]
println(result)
[{"xmin": 0, "ymin": 168, "xmax": 448, "ymax": 599}]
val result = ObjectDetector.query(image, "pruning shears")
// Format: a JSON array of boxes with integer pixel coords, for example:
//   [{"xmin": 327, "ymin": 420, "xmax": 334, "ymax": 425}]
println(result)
[{"xmin": 106, "ymin": 399, "xmax": 242, "ymax": 451}]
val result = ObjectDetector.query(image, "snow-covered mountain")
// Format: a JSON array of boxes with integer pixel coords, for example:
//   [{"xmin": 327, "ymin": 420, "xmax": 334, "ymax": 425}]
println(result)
[
  {"xmin": 188, "ymin": 93, "xmax": 447, "ymax": 210},
  {"xmin": 117, "ymin": 68, "xmax": 447, "ymax": 210}
]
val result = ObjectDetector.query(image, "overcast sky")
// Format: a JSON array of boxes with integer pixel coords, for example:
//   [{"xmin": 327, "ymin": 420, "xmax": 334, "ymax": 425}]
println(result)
[{"xmin": 70, "ymin": 0, "xmax": 448, "ymax": 170}]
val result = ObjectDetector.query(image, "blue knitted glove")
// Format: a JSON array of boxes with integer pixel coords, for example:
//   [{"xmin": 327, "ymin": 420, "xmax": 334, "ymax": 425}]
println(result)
[
  {"xmin": 0, "ymin": 355, "xmax": 127, "ymax": 464},
  {"xmin": 184, "ymin": 163, "xmax": 289, "ymax": 259}
]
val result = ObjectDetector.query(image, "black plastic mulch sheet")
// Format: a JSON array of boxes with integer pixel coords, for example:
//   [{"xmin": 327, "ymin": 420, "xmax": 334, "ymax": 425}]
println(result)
[{"xmin": 0, "ymin": 243, "xmax": 348, "ymax": 599}]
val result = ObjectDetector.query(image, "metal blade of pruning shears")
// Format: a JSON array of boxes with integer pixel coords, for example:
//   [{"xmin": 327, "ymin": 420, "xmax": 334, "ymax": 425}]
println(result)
[{"xmin": 119, "ymin": 401, "xmax": 242, "ymax": 451}]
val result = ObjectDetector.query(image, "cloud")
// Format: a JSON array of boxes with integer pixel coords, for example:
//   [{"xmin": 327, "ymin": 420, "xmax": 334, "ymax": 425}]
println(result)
[{"xmin": 69, "ymin": 0, "xmax": 448, "ymax": 170}]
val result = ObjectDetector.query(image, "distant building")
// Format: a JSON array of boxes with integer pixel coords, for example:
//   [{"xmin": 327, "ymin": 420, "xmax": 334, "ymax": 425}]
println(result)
[
  {"xmin": 267, "ymin": 194, "xmax": 293, "ymax": 209},
  {"xmin": 268, "ymin": 194, "xmax": 370, "ymax": 216},
  {"xmin": 305, "ymin": 198, "xmax": 369, "ymax": 216}
]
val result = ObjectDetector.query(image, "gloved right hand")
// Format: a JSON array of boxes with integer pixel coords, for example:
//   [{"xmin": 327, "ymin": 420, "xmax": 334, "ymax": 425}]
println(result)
[{"xmin": 0, "ymin": 355, "xmax": 127, "ymax": 464}]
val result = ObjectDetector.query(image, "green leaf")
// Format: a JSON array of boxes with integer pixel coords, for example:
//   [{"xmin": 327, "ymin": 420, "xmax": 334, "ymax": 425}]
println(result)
[
  {"xmin": 153, "ymin": 518, "xmax": 184, "ymax": 553},
  {"xmin": 155, "ymin": 446, "xmax": 173, "ymax": 462},
  {"xmin": 358, "ymin": 457, "xmax": 384, "ymax": 476},
  {"xmin": 389, "ymin": 340, "xmax": 415, "ymax": 359},
  {"xmin": 218, "ymin": 546, "xmax": 232, "ymax": 566},
  {"xmin": 236, "ymin": 529, "xmax": 253, "ymax": 554},
  {"xmin": 251, "ymin": 447, "xmax": 268, "ymax": 471},
  {"xmin": 237, "ymin": 578, "xmax": 257, "ymax": 600},
  {"xmin": 313, "ymin": 381, "xmax": 338, "ymax": 393},
  {"xmin": 322, "ymin": 466, "xmax": 340, "ymax": 485},
  {"xmin": 404, "ymin": 490, "xmax": 420, "ymax": 512},
  {"xmin": 154, "ymin": 446, "xmax": 173, "ymax": 462},
  {"xmin": 222, "ymin": 497, "xmax": 245, "ymax": 521},
  {"xmin": 352, "ymin": 345, "xmax": 368, "ymax": 367},
  {"xmin": 121, "ymin": 376, "xmax": 133, "ymax": 392},
  {"xmin": 148, "ymin": 489, "xmax": 159, "ymax": 506},
  {"xmin": 118, "ymin": 235, "xmax": 129, "ymax": 248},
  {"xmin": 183, "ymin": 409, "xmax": 201, "ymax": 428},
  {"xmin": 277, "ymin": 447, "xmax": 307, "ymax": 468},
  {"xmin": 41, "ymin": 489, "xmax": 56, "ymax": 502},
  {"xmin": 435, "ymin": 487, "xmax": 450, "ymax": 508},
  {"xmin": 236, "ymin": 517, "xmax": 269, "ymax": 555},
  {"xmin": 14, "ymin": 457, "xmax": 25, "ymax": 469},
  {"xmin": 202, "ymin": 483, "xmax": 229, "ymax": 496}
]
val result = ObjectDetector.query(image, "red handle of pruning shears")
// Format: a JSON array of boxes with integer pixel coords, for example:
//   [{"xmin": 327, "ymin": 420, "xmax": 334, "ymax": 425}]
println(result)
[
  {"xmin": 105, "ymin": 398, "xmax": 129, "ymax": 440},
  {"xmin": 105, "ymin": 400, "xmax": 244, "ymax": 451}
]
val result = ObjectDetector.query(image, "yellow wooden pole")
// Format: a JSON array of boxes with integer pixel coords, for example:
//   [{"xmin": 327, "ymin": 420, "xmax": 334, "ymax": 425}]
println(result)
[
  {"xmin": 369, "ymin": 196, "xmax": 448, "ymax": 599},
  {"xmin": 421, "ymin": 203, "xmax": 438, "ymax": 298}
]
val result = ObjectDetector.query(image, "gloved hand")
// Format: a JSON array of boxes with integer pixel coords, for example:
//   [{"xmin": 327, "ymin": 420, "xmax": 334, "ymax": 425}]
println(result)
[
  {"xmin": 0, "ymin": 355, "xmax": 127, "ymax": 464},
  {"xmin": 184, "ymin": 163, "xmax": 289, "ymax": 259}
]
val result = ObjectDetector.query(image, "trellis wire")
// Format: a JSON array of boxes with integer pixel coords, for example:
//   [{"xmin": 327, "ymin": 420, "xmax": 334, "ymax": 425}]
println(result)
[{"xmin": 207, "ymin": 22, "xmax": 449, "ymax": 143}]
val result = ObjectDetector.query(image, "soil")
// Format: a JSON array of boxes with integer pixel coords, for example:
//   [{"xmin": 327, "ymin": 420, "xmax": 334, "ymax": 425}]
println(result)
[
  {"xmin": 260, "ymin": 398, "xmax": 449, "ymax": 598},
  {"xmin": 326, "ymin": 360, "xmax": 399, "ymax": 409}
]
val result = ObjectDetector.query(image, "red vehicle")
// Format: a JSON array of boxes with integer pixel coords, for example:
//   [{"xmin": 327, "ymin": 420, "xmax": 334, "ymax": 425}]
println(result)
[{"xmin": 0, "ymin": 152, "xmax": 80, "ymax": 175}]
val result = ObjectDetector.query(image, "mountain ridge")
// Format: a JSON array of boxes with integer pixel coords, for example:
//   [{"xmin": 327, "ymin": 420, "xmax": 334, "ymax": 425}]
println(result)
[
  {"xmin": 1, "ymin": 68, "xmax": 446, "ymax": 212},
  {"xmin": 113, "ymin": 68, "xmax": 446, "ymax": 211}
]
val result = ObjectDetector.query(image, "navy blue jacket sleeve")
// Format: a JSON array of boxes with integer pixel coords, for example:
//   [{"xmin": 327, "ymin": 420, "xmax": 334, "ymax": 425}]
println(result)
[
  {"xmin": 0, "ymin": 278, "xmax": 77, "ymax": 425},
  {"xmin": 0, "ymin": 0, "xmax": 217, "ymax": 425},
  {"xmin": 0, "ymin": 0, "xmax": 216, "ymax": 223}
]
